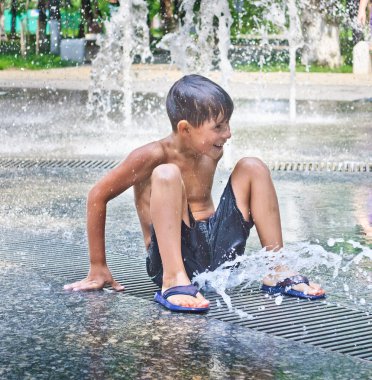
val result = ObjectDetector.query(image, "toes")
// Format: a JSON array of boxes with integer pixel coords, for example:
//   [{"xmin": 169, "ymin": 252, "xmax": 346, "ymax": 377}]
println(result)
[
  {"xmin": 196, "ymin": 292, "xmax": 210, "ymax": 307},
  {"xmin": 167, "ymin": 293, "xmax": 209, "ymax": 308},
  {"xmin": 293, "ymin": 283, "xmax": 325, "ymax": 295},
  {"xmin": 309, "ymin": 282, "xmax": 324, "ymax": 294},
  {"xmin": 112, "ymin": 281, "xmax": 125, "ymax": 292},
  {"xmin": 169, "ymin": 295, "xmax": 193, "ymax": 307}
]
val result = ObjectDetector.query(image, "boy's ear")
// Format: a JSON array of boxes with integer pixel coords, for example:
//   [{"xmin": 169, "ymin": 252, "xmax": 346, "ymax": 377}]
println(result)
[{"xmin": 177, "ymin": 120, "xmax": 190, "ymax": 135}]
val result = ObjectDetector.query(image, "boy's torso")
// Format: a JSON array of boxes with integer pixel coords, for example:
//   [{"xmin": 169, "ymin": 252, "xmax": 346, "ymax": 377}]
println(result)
[{"xmin": 133, "ymin": 136, "xmax": 220, "ymax": 247}]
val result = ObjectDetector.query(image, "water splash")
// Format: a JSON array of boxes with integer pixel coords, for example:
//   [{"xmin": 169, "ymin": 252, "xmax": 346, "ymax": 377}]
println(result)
[{"xmin": 194, "ymin": 240, "xmax": 372, "ymax": 315}]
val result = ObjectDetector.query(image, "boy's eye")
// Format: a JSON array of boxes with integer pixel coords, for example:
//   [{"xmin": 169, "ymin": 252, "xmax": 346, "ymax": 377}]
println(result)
[{"xmin": 215, "ymin": 123, "xmax": 229, "ymax": 131}]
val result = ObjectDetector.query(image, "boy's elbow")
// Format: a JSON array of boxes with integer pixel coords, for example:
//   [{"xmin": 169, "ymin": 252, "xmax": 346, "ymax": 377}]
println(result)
[{"xmin": 87, "ymin": 185, "xmax": 108, "ymax": 207}]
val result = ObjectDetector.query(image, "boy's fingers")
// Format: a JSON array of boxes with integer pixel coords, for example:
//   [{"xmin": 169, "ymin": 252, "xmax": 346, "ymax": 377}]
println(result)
[
  {"xmin": 74, "ymin": 280, "xmax": 103, "ymax": 291},
  {"xmin": 64, "ymin": 279, "xmax": 101, "ymax": 291},
  {"xmin": 111, "ymin": 280, "xmax": 125, "ymax": 292},
  {"xmin": 64, "ymin": 278, "xmax": 125, "ymax": 292},
  {"xmin": 63, "ymin": 280, "xmax": 84, "ymax": 290}
]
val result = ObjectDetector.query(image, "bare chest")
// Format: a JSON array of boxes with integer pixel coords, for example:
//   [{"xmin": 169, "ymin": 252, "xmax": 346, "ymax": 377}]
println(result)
[{"xmin": 177, "ymin": 162, "xmax": 215, "ymax": 204}]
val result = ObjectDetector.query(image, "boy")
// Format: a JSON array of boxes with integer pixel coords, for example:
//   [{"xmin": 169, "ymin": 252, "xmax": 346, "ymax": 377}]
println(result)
[{"xmin": 64, "ymin": 75, "xmax": 325, "ymax": 312}]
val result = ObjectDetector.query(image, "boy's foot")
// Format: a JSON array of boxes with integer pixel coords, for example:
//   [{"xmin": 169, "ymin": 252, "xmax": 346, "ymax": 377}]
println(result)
[
  {"xmin": 154, "ymin": 284, "xmax": 210, "ymax": 312},
  {"xmin": 262, "ymin": 273, "xmax": 325, "ymax": 299}
]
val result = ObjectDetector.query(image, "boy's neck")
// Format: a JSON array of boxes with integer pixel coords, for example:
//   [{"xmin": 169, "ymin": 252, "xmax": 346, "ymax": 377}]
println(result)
[{"xmin": 169, "ymin": 132, "xmax": 204, "ymax": 161}]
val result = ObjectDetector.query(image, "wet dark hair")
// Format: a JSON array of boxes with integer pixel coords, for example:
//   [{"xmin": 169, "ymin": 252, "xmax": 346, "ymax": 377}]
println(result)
[{"xmin": 166, "ymin": 74, "xmax": 234, "ymax": 132}]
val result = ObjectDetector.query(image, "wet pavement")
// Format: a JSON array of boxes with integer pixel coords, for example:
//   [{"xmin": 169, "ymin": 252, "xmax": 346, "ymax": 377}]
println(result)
[
  {"xmin": 1, "ymin": 262, "xmax": 371, "ymax": 379},
  {"xmin": 0, "ymin": 164, "xmax": 371, "ymax": 379}
]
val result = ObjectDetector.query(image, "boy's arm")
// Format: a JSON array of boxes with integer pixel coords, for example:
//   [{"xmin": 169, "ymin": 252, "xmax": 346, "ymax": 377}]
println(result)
[{"xmin": 64, "ymin": 142, "xmax": 164, "ymax": 291}]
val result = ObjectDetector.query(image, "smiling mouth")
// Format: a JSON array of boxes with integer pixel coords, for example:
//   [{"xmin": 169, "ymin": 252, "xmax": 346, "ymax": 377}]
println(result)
[{"xmin": 213, "ymin": 144, "xmax": 224, "ymax": 149}]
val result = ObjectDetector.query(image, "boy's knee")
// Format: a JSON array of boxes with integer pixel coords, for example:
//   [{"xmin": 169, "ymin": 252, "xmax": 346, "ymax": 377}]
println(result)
[
  {"xmin": 151, "ymin": 164, "xmax": 182, "ymax": 184},
  {"xmin": 235, "ymin": 157, "xmax": 270, "ymax": 177}
]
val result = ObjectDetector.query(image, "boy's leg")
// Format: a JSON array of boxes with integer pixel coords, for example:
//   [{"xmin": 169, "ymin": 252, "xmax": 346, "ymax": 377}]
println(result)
[
  {"xmin": 230, "ymin": 157, "xmax": 324, "ymax": 296},
  {"xmin": 150, "ymin": 164, "xmax": 209, "ymax": 308}
]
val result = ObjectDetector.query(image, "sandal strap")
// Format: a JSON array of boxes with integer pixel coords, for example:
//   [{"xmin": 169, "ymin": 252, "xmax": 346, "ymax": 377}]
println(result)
[
  {"xmin": 162, "ymin": 285, "xmax": 199, "ymax": 299},
  {"xmin": 277, "ymin": 275, "xmax": 309, "ymax": 288}
]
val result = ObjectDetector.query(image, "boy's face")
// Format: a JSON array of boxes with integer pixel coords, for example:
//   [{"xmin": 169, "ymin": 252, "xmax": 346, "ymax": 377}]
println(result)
[{"xmin": 187, "ymin": 114, "xmax": 231, "ymax": 159}]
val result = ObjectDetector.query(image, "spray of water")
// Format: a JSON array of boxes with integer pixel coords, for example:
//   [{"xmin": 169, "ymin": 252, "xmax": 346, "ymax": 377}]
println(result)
[
  {"xmin": 86, "ymin": 0, "xmax": 357, "ymax": 125},
  {"xmin": 158, "ymin": 0, "xmax": 233, "ymax": 86},
  {"xmin": 87, "ymin": 0, "xmax": 152, "ymax": 126},
  {"xmin": 193, "ymin": 240, "xmax": 371, "ymax": 318}
]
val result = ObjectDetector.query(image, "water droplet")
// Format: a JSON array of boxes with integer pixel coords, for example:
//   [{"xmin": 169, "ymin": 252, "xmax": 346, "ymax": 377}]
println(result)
[{"xmin": 275, "ymin": 295, "xmax": 283, "ymax": 305}]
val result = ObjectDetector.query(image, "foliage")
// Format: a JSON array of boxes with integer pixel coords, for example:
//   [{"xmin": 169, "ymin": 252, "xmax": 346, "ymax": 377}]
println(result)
[
  {"xmin": 0, "ymin": 0, "xmax": 360, "ymax": 70},
  {"xmin": 58, "ymin": 0, "xmax": 83, "ymax": 14},
  {"xmin": 147, "ymin": 0, "xmax": 161, "ymax": 21},
  {"xmin": 97, "ymin": 0, "xmax": 110, "ymax": 19},
  {"xmin": 0, "ymin": 52, "xmax": 74, "ymax": 70},
  {"xmin": 3, "ymin": 0, "xmax": 38, "ymax": 13},
  {"xmin": 236, "ymin": 62, "xmax": 353, "ymax": 73},
  {"xmin": 228, "ymin": 0, "xmax": 280, "ymax": 39},
  {"xmin": 339, "ymin": 28, "xmax": 354, "ymax": 66}
]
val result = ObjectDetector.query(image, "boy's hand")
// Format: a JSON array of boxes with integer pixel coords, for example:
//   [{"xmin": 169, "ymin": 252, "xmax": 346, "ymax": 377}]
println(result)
[{"xmin": 63, "ymin": 265, "xmax": 125, "ymax": 292}]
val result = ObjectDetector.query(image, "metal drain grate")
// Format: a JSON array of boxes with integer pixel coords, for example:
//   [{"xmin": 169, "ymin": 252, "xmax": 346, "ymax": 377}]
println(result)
[
  {"xmin": 0, "ymin": 158, "xmax": 371, "ymax": 172},
  {"xmin": 1, "ymin": 230, "xmax": 371, "ymax": 362},
  {"xmin": 267, "ymin": 161, "xmax": 371, "ymax": 172},
  {"xmin": 0, "ymin": 158, "xmax": 119, "ymax": 170}
]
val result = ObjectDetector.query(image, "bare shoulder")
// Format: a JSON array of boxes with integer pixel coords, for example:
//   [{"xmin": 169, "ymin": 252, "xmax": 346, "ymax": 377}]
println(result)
[
  {"xmin": 113, "ymin": 139, "xmax": 167, "ymax": 183},
  {"xmin": 126, "ymin": 140, "xmax": 166, "ymax": 164},
  {"xmin": 91, "ymin": 140, "xmax": 167, "ymax": 201}
]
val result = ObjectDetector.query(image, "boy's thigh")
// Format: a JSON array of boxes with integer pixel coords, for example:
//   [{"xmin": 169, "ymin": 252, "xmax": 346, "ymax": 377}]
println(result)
[{"xmin": 208, "ymin": 177, "xmax": 254, "ymax": 271}]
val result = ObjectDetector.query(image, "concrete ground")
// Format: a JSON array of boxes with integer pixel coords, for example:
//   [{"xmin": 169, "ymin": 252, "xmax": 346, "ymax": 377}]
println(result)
[{"xmin": 0, "ymin": 64, "xmax": 371, "ymax": 100}]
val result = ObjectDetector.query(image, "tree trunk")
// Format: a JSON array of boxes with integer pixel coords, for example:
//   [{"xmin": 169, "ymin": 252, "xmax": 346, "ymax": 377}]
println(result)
[
  {"xmin": 347, "ymin": 0, "xmax": 363, "ymax": 45},
  {"xmin": 78, "ymin": 0, "xmax": 93, "ymax": 37},
  {"xmin": 0, "ymin": 2, "xmax": 7, "ymax": 41},
  {"xmin": 10, "ymin": 0, "xmax": 17, "ymax": 39},
  {"xmin": 37, "ymin": 0, "xmax": 48, "ymax": 53},
  {"xmin": 49, "ymin": 0, "xmax": 61, "ymax": 20},
  {"xmin": 160, "ymin": 0, "xmax": 176, "ymax": 33},
  {"xmin": 300, "ymin": 2, "xmax": 341, "ymax": 68}
]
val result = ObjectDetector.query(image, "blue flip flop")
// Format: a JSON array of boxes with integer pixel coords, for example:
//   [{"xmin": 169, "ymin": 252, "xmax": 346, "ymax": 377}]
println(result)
[
  {"xmin": 154, "ymin": 284, "xmax": 210, "ymax": 313},
  {"xmin": 261, "ymin": 275, "xmax": 326, "ymax": 300}
]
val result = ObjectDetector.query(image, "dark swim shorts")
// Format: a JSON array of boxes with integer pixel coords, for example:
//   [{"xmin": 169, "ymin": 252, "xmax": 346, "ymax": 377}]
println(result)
[{"xmin": 146, "ymin": 177, "xmax": 255, "ymax": 287}]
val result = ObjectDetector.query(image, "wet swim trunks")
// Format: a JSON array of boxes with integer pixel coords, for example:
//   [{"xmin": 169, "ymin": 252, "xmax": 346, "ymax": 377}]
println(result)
[{"xmin": 146, "ymin": 177, "xmax": 254, "ymax": 286}]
